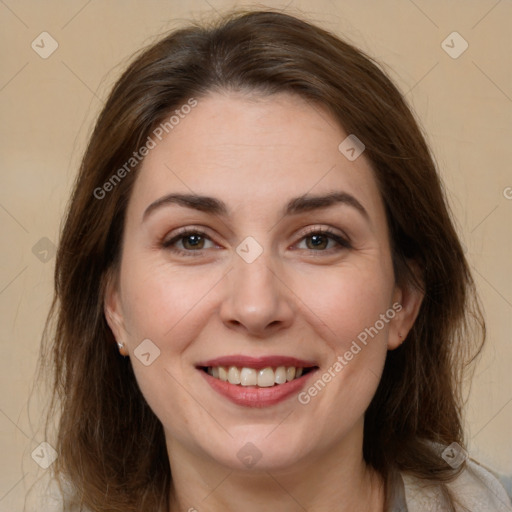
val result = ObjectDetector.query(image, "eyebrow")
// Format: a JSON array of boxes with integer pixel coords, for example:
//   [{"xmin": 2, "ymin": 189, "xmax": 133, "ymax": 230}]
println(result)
[{"xmin": 142, "ymin": 191, "xmax": 369, "ymax": 222}]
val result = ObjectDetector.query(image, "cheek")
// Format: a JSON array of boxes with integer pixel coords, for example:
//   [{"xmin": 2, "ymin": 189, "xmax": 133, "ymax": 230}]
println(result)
[
  {"xmin": 292, "ymin": 262, "xmax": 393, "ymax": 353},
  {"xmin": 120, "ymin": 259, "xmax": 224, "ymax": 344},
  {"xmin": 119, "ymin": 261, "xmax": 221, "ymax": 440},
  {"xmin": 292, "ymin": 268, "xmax": 392, "ymax": 438}
]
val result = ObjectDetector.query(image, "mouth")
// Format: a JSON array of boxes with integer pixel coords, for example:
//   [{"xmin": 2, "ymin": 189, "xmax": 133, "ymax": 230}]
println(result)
[
  {"xmin": 199, "ymin": 365, "xmax": 316, "ymax": 387},
  {"xmin": 196, "ymin": 355, "xmax": 319, "ymax": 407}
]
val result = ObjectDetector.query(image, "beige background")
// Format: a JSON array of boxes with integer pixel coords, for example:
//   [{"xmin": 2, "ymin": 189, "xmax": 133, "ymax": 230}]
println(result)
[{"xmin": 1, "ymin": 0, "xmax": 511, "ymax": 509}]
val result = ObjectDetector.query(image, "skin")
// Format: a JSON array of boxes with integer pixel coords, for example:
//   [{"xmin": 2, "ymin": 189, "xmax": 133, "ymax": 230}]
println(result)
[{"xmin": 105, "ymin": 90, "xmax": 423, "ymax": 511}]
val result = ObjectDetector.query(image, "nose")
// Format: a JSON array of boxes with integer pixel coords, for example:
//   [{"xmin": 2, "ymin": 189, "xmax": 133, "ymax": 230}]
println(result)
[{"xmin": 219, "ymin": 249, "xmax": 294, "ymax": 337}]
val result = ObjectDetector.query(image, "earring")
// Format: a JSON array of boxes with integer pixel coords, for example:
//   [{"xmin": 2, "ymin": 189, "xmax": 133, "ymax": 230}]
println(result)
[{"xmin": 117, "ymin": 342, "xmax": 128, "ymax": 357}]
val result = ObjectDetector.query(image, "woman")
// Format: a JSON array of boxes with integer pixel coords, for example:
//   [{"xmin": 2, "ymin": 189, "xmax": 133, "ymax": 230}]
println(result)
[{"xmin": 39, "ymin": 9, "xmax": 512, "ymax": 512}]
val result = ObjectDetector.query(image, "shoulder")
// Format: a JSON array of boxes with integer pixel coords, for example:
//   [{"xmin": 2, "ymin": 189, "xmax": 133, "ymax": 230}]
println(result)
[{"xmin": 401, "ymin": 459, "xmax": 512, "ymax": 512}]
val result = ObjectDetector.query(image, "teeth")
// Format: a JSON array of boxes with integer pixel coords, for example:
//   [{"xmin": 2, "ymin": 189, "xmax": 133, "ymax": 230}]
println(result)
[
  {"xmin": 218, "ymin": 366, "xmax": 228, "ymax": 382},
  {"xmin": 227, "ymin": 366, "xmax": 241, "ymax": 385},
  {"xmin": 207, "ymin": 365, "xmax": 309, "ymax": 387},
  {"xmin": 258, "ymin": 368, "xmax": 275, "ymax": 387},
  {"xmin": 240, "ymin": 367, "xmax": 257, "ymax": 386},
  {"xmin": 274, "ymin": 366, "xmax": 287, "ymax": 384}
]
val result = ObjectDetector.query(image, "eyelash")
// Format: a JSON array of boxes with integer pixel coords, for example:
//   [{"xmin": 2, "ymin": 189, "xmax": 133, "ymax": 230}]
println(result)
[{"xmin": 161, "ymin": 226, "xmax": 352, "ymax": 257}]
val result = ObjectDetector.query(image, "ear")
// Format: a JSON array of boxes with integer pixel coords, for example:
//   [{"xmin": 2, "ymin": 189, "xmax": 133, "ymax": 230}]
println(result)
[
  {"xmin": 387, "ymin": 261, "xmax": 425, "ymax": 351},
  {"xmin": 104, "ymin": 269, "xmax": 129, "ymax": 356}
]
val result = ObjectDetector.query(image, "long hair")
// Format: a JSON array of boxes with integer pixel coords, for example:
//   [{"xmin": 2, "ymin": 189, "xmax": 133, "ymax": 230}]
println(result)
[{"xmin": 40, "ymin": 9, "xmax": 485, "ymax": 511}]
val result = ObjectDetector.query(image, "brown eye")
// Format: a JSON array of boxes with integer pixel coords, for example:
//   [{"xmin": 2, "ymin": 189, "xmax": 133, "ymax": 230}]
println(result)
[
  {"xmin": 297, "ymin": 229, "xmax": 351, "ymax": 252},
  {"xmin": 181, "ymin": 233, "xmax": 206, "ymax": 250},
  {"xmin": 305, "ymin": 233, "xmax": 330, "ymax": 250},
  {"xmin": 162, "ymin": 229, "xmax": 216, "ymax": 255}
]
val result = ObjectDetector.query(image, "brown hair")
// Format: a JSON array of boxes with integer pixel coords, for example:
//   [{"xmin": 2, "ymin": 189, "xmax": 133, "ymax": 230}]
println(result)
[{"xmin": 40, "ymin": 8, "xmax": 485, "ymax": 511}]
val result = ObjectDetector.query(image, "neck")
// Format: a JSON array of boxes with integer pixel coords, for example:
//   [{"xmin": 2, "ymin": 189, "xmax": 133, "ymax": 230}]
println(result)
[{"xmin": 166, "ymin": 426, "xmax": 385, "ymax": 512}]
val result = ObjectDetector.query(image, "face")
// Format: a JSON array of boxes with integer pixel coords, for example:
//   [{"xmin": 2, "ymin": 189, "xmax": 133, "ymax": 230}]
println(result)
[{"xmin": 106, "ymin": 91, "xmax": 421, "ymax": 473}]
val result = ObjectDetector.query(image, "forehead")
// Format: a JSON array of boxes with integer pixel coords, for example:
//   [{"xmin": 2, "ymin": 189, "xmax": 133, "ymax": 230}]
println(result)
[{"xmin": 128, "ymin": 91, "xmax": 385, "ymax": 224}]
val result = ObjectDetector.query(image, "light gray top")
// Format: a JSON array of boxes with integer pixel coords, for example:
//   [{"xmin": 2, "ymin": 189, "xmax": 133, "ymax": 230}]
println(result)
[
  {"xmin": 388, "ymin": 459, "xmax": 512, "ymax": 512},
  {"xmin": 25, "ymin": 458, "xmax": 512, "ymax": 511}
]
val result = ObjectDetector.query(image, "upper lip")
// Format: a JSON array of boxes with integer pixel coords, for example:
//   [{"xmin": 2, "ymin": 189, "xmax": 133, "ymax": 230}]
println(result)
[{"xmin": 196, "ymin": 355, "xmax": 318, "ymax": 370}]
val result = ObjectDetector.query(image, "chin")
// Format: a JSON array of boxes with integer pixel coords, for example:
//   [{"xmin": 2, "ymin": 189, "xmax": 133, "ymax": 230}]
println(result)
[{"xmin": 199, "ymin": 427, "xmax": 316, "ymax": 473}]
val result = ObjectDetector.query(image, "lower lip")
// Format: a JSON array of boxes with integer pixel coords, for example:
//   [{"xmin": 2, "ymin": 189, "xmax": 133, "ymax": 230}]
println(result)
[{"xmin": 199, "ymin": 369, "xmax": 317, "ymax": 408}]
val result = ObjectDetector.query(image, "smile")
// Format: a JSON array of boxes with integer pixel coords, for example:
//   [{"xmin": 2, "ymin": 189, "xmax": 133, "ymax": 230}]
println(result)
[
  {"xmin": 202, "ymin": 365, "xmax": 314, "ymax": 387},
  {"xmin": 196, "ymin": 355, "xmax": 319, "ymax": 407}
]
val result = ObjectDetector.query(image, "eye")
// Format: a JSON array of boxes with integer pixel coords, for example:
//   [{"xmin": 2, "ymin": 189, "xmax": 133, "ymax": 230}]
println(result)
[
  {"xmin": 295, "ymin": 227, "xmax": 351, "ymax": 252},
  {"xmin": 162, "ymin": 228, "xmax": 217, "ymax": 255},
  {"xmin": 161, "ymin": 226, "xmax": 351, "ymax": 257}
]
